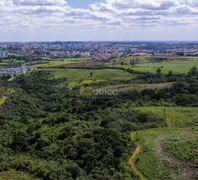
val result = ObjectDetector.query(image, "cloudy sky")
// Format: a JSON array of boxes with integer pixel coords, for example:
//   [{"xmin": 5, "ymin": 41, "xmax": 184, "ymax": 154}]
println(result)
[{"xmin": 0, "ymin": 0, "xmax": 198, "ymax": 41}]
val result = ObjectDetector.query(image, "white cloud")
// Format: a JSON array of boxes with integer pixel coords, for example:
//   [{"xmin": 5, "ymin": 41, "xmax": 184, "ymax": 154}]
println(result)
[
  {"xmin": 13, "ymin": 0, "xmax": 67, "ymax": 6},
  {"xmin": 0, "ymin": 0, "xmax": 197, "ymax": 40},
  {"xmin": 107, "ymin": 0, "xmax": 178, "ymax": 10}
]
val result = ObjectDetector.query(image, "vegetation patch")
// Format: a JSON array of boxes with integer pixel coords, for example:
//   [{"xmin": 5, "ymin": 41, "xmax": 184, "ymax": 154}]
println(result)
[
  {"xmin": 99, "ymin": 83, "xmax": 173, "ymax": 93},
  {"xmin": 134, "ymin": 106, "xmax": 198, "ymax": 127},
  {"xmin": 0, "ymin": 96, "xmax": 7, "ymax": 105},
  {"xmin": 0, "ymin": 170, "xmax": 39, "ymax": 180}
]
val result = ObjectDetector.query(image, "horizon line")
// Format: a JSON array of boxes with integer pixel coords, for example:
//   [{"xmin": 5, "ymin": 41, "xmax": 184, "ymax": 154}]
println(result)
[{"xmin": 1, "ymin": 40, "xmax": 198, "ymax": 43}]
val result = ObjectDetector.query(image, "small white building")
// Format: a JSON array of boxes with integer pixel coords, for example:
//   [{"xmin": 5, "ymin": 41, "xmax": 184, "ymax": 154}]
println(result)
[{"xmin": 0, "ymin": 50, "xmax": 8, "ymax": 58}]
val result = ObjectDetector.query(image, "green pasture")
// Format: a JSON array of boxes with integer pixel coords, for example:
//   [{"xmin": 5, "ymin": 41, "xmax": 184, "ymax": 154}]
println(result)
[
  {"xmin": 62, "ymin": 57, "xmax": 91, "ymax": 61},
  {"xmin": 36, "ymin": 58, "xmax": 91, "ymax": 68},
  {"xmin": 133, "ymin": 60, "xmax": 198, "ymax": 74},
  {"xmin": 134, "ymin": 106, "xmax": 198, "ymax": 128},
  {"xmin": 8, "ymin": 53, "xmax": 23, "ymax": 57},
  {"xmin": 0, "ymin": 59, "xmax": 26, "ymax": 68},
  {"xmin": 108, "ymin": 56, "xmax": 198, "ymax": 74},
  {"xmin": 51, "ymin": 68, "xmax": 135, "ymax": 88},
  {"xmin": 36, "ymin": 61, "xmax": 73, "ymax": 68},
  {"xmin": 109, "ymin": 56, "xmax": 148, "ymax": 64}
]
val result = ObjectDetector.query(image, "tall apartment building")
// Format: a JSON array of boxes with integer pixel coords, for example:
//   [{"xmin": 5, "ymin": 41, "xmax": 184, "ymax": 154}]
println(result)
[{"xmin": 0, "ymin": 50, "xmax": 8, "ymax": 58}]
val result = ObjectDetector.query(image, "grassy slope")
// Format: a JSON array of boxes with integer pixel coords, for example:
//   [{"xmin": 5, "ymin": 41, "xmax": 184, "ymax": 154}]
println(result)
[
  {"xmin": 98, "ymin": 83, "xmax": 173, "ymax": 93},
  {"xmin": 51, "ymin": 68, "xmax": 136, "ymax": 88},
  {"xmin": 10, "ymin": 56, "xmax": 198, "ymax": 180},
  {"xmin": 131, "ymin": 128, "xmax": 198, "ymax": 180}
]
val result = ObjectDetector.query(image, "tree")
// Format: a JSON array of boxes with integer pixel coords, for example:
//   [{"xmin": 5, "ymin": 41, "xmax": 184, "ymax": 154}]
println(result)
[
  {"xmin": 130, "ymin": 59, "xmax": 134, "ymax": 66},
  {"xmin": 167, "ymin": 70, "xmax": 173, "ymax": 77},
  {"xmin": 176, "ymin": 52, "xmax": 184, "ymax": 56},
  {"xmin": 157, "ymin": 68, "xmax": 162, "ymax": 77},
  {"xmin": 188, "ymin": 66, "xmax": 197, "ymax": 76}
]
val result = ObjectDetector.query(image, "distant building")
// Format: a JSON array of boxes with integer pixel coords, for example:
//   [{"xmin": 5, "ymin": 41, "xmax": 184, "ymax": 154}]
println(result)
[
  {"xmin": 0, "ymin": 66, "xmax": 36, "ymax": 76},
  {"xmin": 0, "ymin": 50, "xmax": 8, "ymax": 58}
]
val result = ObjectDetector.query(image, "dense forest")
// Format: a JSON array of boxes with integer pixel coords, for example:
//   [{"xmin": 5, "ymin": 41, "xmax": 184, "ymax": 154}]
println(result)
[{"xmin": 0, "ymin": 66, "xmax": 198, "ymax": 179}]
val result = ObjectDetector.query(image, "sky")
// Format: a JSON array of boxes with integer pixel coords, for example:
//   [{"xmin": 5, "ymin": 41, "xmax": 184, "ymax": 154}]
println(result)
[
  {"xmin": 67, "ymin": 0, "xmax": 106, "ymax": 9},
  {"xmin": 0, "ymin": 0, "xmax": 198, "ymax": 41}
]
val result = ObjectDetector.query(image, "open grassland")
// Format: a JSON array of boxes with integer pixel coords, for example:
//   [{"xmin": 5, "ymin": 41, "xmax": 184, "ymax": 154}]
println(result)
[
  {"xmin": 36, "ymin": 55, "xmax": 198, "ymax": 74},
  {"xmin": 131, "ymin": 128, "xmax": 198, "ymax": 180},
  {"xmin": 51, "ymin": 68, "xmax": 135, "ymax": 88},
  {"xmin": 8, "ymin": 53, "xmax": 23, "ymax": 57},
  {"xmin": 108, "ymin": 56, "xmax": 198, "ymax": 74},
  {"xmin": 133, "ymin": 60, "xmax": 198, "ymax": 74},
  {"xmin": 0, "ymin": 59, "xmax": 26, "ymax": 68},
  {"xmin": 36, "ymin": 60, "xmax": 72, "ymax": 68},
  {"xmin": 0, "ymin": 170, "xmax": 39, "ymax": 180},
  {"xmin": 62, "ymin": 57, "xmax": 91, "ymax": 61},
  {"xmin": 36, "ymin": 58, "xmax": 91, "ymax": 68},
  {"xmin": 109, "ymin": 56, "xmax": 148, "ymax": 64},
  {"xmin": 134, "ymin": 106, "xmax": 198, "ymax": 128},
  {"xmin": 0, "ymin": 61, "xmax": 12, "ymax": 68},
  {"xmin": 98, "ymin": 82, "xmax": 173, "ymax": 93},
  {"xmin": 0, "ymin": 62, "xmax": 9, "ymax": 66}
]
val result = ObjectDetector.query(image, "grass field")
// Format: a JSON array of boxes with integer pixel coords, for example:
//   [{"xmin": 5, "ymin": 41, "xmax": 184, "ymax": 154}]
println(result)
[
  {"xmin": 51, "ymin": 68, "xmax": 136, "ymax": 88},
  {"xmin": 36, "ymin": 55, "xmax": 198, "ymax": 75},
  {"xmin": 37, "ymin": 61, "xmax": 72, "ymax": 68},
  {"xmin": 36, "ymin": 58, "xmax": 91, "ymax": 68},
  {"xmin": 131, "ymin": 128, "xmax": 198, "ymax": 180},
  {"xmin": 109, "ymin": 56, "xmax": 148, "ymax": 64},
  {"xmin": 0, "ymin": 61, "xmax": 11, "ymax": 68},
  {"xmin": 98, "ymin": 83, "xmax": 173, "ymax": 93},
  {"xmin": 133, "ymin": 60, "xmax": 198, "ymax": 74},
  {"xmin": 8, "ymin": 53, "xmax": 23, "ymax": 57},
  {"xmin": 108, "ymin": 56, "xmax": 198, "ymax": 74},
  {"xmin": 134, "ymin": 106, "xmax": 198, "ymax": 128}
]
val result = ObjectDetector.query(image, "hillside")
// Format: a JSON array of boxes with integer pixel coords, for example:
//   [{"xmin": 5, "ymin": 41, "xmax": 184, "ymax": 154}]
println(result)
[{"xmin": 0, "ymin": 56, "xmax": 197, "ymax": 180}]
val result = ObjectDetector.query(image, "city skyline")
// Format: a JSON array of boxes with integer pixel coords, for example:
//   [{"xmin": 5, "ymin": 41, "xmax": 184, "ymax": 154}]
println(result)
[{"xmin": 0, "ymin": 0, "xmax": 198, "ymax": 41}]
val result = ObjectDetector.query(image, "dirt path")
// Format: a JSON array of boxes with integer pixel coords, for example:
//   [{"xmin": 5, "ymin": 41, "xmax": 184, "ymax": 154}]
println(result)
[{"xmin": 129, "ymin": 146, "xmax": 146, "ymax": 180}]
